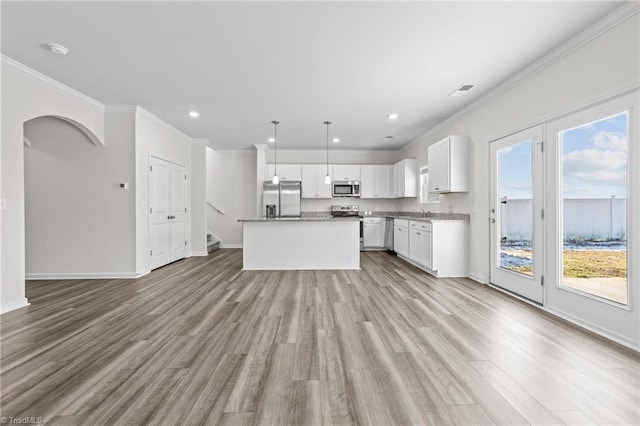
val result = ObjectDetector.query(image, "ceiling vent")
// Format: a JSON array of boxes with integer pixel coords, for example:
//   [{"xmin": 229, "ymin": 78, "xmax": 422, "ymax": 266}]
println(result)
[{"xmin": 450, "ymin": 84, "xmax": 475, "ymax": 97}]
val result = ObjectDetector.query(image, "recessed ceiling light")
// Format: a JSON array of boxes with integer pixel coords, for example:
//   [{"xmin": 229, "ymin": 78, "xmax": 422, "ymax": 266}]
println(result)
[
  {"xmin": 268, "ymin": 137, "xmax": 275, "ymax": 143},
  {"xmin": 450, "ymin": 84, "xmax": 475, "ymax": 97},
  {"xmin": 332, "ymin": 138, "xmax": 340, "ymax": 143},
  {"xmin": 48, "ymin": 43, "xmax": 69, "ymax": 56},
  {"xmin": 188, "ymin": 111, "xmax": 200, "ymax": 118},
  {"xmin": 384, "ymin": 136, "xmax": 394, "ymax": 140},
  {"xmin": 388, "ymin": 113, "xmax": 399, "ymax": 120}
]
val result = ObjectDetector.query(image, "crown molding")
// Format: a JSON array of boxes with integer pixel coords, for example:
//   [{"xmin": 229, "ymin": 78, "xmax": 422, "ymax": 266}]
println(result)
[
  {"xmin": 403, "ymin": 1, "xmax": 640, "ymax": 151},
  {"xmin": 1, "ymin": 54, "xmax": 105, "ymax": 112},
  {"xmin": 135, "ymin": 106, "xmax": 193, "ymax": 142},
  {"xmin": 192, "ymin": 138, "xmax": 210, "ymax": 146},
  {"xmin": 104, "ymin": 105, "xmax": 137, "ymax": 113}
]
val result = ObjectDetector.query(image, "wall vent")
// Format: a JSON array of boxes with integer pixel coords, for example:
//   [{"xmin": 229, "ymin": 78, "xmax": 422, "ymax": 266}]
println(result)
[{"xmin": 450, "ymin": 84, "xmax": 475, "ymax": 96}]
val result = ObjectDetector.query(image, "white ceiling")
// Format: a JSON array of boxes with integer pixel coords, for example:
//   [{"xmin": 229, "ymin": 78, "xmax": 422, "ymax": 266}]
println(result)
[{"xmin": 1, "ymin": 1, "xmax": 624, "ymax": 150}]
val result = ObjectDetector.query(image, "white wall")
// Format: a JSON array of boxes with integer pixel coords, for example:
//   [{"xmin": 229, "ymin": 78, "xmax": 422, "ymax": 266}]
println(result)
[
  {"xmin": 190, "ymin": 140, "xmax": 209, "ymax": 255},
  {"xmin": 207, "ymin": 148, "xmax": 257, "ymax": 247},
  {"xmin": 134, "ymin": 108, "xmax": 194, "ymax": 274},
  {"xmin": 24, "ymin": 113, "xmax": 136, "ymax": 276},
  {"xmin": 1, "ymin": 57, "xmax": 105, "ymax": 313},
  {"xmin": 266, "ymin": 149, "xmax": 400, "ymax": 164},
  {"xmin": 398, "ymin": 13, "xmax": 640, "ymax": 284}
]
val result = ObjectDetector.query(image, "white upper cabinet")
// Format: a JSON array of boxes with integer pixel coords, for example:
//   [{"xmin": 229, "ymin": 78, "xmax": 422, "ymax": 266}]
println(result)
[
  {"xmin": 427, "ymin": 135, "xmax": 469, "ymax": 193},
  {"xmin": 361, "ymin": 165, "xmax": 392, "ymax": 198},
  {"xmin": 331, "ymin": 164, "xmax": 361, "ymax": 181},
  {"xmin": 301, "ymin": 165, "xmax": 331, "ymax": 198},
  {"xmin": 393, "ymin": 159, "xmax": 418, "ymax": 198},
  {"xmin": 266, "ymin": 164, "xmax": 302, "ymax": 181}
]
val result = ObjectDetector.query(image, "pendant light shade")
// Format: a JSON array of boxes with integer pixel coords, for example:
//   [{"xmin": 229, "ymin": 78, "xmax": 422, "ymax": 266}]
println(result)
[
  {"xmin": 323, "ymin": 121, "xmax": 331, "ymax": 185},
  {"xmin": 271, "ymin": 120, "xmax": 280, "ymax": 184}
]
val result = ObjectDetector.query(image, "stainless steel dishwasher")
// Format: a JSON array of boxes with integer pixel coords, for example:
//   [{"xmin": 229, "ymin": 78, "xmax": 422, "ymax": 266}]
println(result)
[{"xmin": 384, "ymin": 217, "xmax": 395, "ymax": 253}]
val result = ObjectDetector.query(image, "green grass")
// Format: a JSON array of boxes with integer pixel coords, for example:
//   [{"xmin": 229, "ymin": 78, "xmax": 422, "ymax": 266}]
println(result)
[
  {"xmin": 502, "ymin": 249, "xmax": 626, "ymax": 279},
  {"xmin": 563, "ymin": 250, "xmax": 627, "ymax": 279}
]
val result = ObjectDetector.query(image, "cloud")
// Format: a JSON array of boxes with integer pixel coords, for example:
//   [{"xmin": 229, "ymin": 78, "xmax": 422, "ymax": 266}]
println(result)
[
  {"xmin": 572, "ymin": 171, "xmax": 626, "ymax": 184},
  {"xmin": 592, "ymin": 131, "xmax": 626, "ymax": 151},
  {"xmin": 563, "ymin": 149, "xmax": 626, "ymax": 185},
  {"xmin": 563, "ymin": 149, "xmax": 626, "ymax": 173}
]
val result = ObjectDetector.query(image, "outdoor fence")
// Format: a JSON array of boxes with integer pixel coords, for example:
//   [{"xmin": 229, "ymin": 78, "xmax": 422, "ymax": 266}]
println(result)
[{"xmin": 501, "ymin": 197, "xmax": 627, "ymax": 241}]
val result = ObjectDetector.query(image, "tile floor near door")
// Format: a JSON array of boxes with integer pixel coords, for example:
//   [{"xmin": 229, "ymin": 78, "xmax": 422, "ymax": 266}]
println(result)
[{"xmin": 1, "ymin": 250, "xmax": 638, "ymax": 425}]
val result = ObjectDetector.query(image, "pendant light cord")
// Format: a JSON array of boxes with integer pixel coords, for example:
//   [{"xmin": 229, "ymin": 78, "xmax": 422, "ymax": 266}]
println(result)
[
  {"xmin": 271, "ymin": 120, "xmax": 279, "ymax": 174},
  {"xmin": 324, "ymin": 121, "xmax": 331, "ymax": 175}
]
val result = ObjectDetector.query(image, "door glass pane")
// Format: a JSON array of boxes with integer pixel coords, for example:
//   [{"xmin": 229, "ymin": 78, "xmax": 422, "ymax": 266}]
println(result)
[
  {"xmin": 559, "ymin": 112, "xmax": 628, "ymax": 305},
  {"xmin": 497, "ymin": 140, "xmax": 533, "ymax": 275}
]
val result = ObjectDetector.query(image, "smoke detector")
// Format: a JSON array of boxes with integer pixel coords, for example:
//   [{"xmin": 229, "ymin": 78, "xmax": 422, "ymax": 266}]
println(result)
[{"xmin": 48, "ymin": 43, "xmax": 69, "ymax": 56}]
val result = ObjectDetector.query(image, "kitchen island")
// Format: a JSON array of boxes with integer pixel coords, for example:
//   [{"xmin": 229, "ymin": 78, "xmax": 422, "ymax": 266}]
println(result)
[{"xmin": 238, "ymin": 217, "xmax": 360, "ymax": 270}]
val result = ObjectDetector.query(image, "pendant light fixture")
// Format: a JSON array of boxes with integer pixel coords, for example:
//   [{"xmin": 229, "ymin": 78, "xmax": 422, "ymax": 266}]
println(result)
[
  {"xmin": 323, "ymin": 121, "xmax": 332, "ymax": 184},
  {"xmin": 271, "ymin": 120, "xmax": 280, "ymax": 184}
]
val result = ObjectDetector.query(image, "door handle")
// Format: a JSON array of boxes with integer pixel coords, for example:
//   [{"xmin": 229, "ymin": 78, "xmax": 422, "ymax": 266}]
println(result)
[{"xmin": 168, "ymin": 215, "xmax": 175, "ymax": 220}]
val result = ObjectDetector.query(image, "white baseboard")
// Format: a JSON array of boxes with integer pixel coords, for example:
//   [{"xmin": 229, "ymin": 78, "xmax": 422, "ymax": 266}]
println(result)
[
  {"xmin": 220, "ymin": 243, "xmax": 242, "ymax": 249},
  {"xmin": 191, "ymin": 251, "xmax": 209, "ymax": 257},
  {"xmin": 544, "ymin": 306, "xmax": 639, "ymax": 352},
  {"xmin": 468, "ymin": 272, "xmax": 488, "ymax": 284},
  {"xmin": 1, "ymin": 298, "xmax": 30, "ymax": 314},
  {"xmin": 26, "ymin": 272, "xmax": 140, "ymax": 280},
  {"xmin": 136, "ymin": 269, "xmax": 151, "ymax": 278}
]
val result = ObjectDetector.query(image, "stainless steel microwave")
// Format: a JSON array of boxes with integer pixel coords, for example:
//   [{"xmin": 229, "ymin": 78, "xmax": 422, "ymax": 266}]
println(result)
[{"xmin": 332, "ymin": 181, "xmax": 361, "ymax": 197}]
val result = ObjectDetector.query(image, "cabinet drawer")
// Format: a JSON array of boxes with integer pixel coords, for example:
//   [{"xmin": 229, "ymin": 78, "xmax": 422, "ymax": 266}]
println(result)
[
  {"xmin": 394, "ymin": 219, "xmax": 409, "ymax": 228},
  {"xmin": 364, "ymin": 218, "xmax": 383, "ymax": 224},
  {"xmin": 409, "ymin": 221, "xmax": 432, "ymax": 232}
]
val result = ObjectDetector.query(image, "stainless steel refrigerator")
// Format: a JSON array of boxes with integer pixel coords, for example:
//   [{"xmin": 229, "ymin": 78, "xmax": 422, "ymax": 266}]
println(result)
[{"xmin": 262, "ymin": 181, "xmax": 301, "ymax": 218}]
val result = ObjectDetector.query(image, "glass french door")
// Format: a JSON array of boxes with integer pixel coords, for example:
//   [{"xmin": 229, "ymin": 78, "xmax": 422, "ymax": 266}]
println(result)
[
  {"xmin": 489, "ymin": 126, "xmax": 544, "ymax": 303},
  {"xmin": 544, "ymin": 92, "xmax": 638, "ymax": 345}
]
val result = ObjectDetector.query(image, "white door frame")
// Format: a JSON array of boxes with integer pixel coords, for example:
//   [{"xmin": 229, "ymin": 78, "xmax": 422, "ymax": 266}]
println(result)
[{"xmin": 489, "ymin": 125, "xmax": 544, "ymax": 304}]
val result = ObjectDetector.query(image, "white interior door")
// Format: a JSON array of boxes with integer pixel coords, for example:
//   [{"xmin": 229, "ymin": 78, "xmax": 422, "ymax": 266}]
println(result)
[
  {"xmin": 149, "ymin": 156, "xmax": 186, "ymax": 270},
  {"xmin": 489, "ymin": 125, "xmax": 544, "ymax": 303}
]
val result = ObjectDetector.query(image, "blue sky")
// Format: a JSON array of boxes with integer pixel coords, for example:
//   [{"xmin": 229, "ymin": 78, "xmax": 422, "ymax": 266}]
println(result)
[{"xmin": 497, "ymin": 111, "xmax": 628, "ymax": 199}]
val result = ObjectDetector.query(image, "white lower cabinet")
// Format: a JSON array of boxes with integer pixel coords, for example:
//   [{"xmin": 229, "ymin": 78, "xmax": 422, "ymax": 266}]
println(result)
[
  {"xmin": 409, "ymin": 223, "xmax": 432, "ymax": 270},
  {"xmin": 363, "ymin": 218, "xmax": 384, "ymax": 248},
  {"xmin": 397, "ymin": 219, "xmax": 468, "ymax": 277},
  {"xmin": 393, "ymin": 219, "xmax": 409, "ymax": 257}
]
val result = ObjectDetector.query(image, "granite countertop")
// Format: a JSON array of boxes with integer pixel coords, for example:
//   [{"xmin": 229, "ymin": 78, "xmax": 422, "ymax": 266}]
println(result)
[
  {"xmin": 387, "ymin": 215, "xmax": 469, "ymax": 223},
  {"xmin": 240, "ymin": 211, "xmax": 469, "ymax": 223},
  {"xmin": 238, "ymin": 217, "xmax": 361, "ymax": 222},
  {"xmin": 359, "ymin": 212, "xmax": 470, "ymax": 222},
  {"xmin": 300, "ymin": 211, "xmax": 469, "ymax": 221}
]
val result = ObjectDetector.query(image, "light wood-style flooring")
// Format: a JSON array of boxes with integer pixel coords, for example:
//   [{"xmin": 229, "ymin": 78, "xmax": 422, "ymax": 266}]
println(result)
[{"xmin": 1, "ymin": 250, "xmax": 638, "ymax": 425}]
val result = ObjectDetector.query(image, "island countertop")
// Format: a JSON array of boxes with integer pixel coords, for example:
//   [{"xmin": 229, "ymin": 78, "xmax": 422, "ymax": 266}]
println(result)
[{"xmin": 240, "ymin": 218, "xmax": 360, "ymax": 270}]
